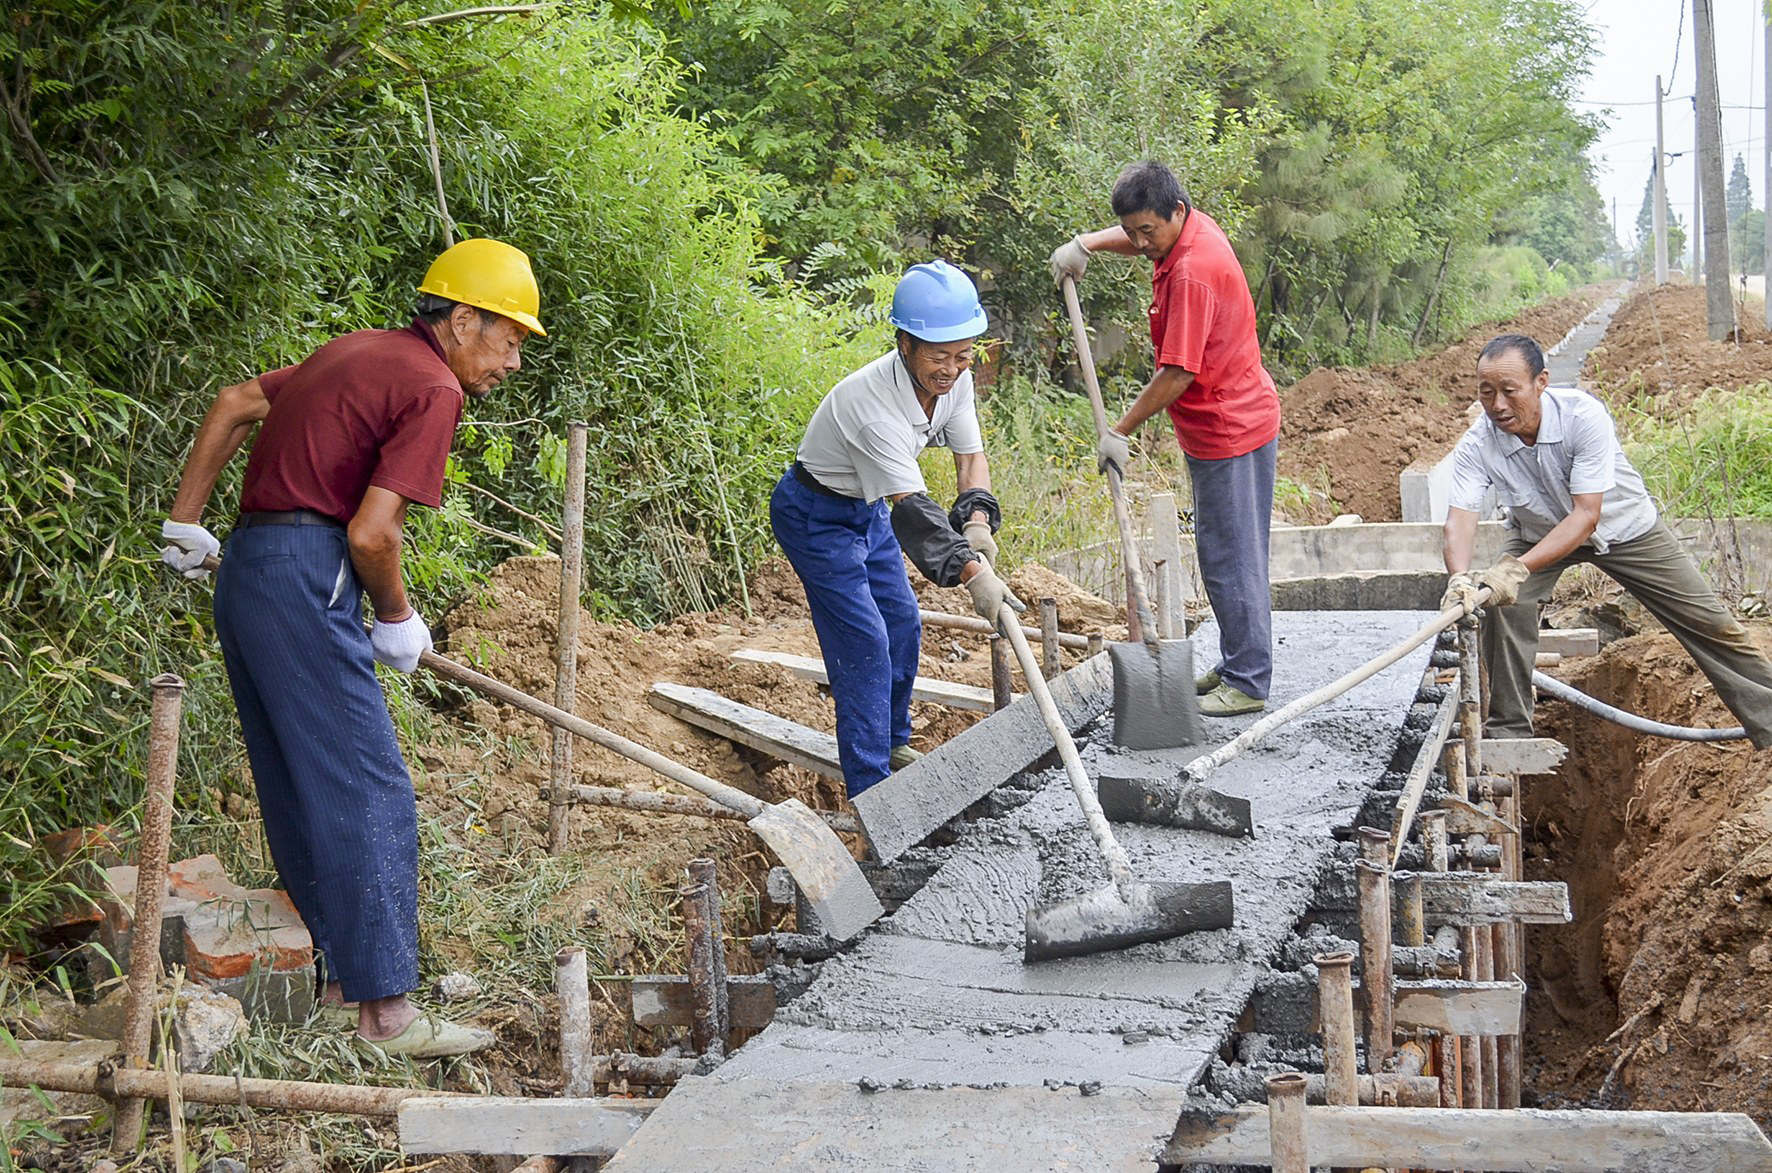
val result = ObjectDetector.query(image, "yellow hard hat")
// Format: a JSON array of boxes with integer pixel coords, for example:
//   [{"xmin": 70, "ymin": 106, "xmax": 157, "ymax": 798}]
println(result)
[{"xmin": 418, "ymin": 237, "xmax": 546, "ymax": 337}]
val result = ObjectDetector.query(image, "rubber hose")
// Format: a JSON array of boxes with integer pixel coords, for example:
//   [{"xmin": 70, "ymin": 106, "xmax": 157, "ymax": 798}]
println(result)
[{"xmin": 1531, "ymin": 670, "xmax": 1746, "ymax": 741}]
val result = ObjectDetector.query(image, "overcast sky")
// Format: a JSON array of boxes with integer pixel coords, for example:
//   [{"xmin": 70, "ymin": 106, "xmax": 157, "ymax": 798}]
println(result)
[{"xmin": 1582, "ymin": 0, "xmax": 1769, "ymax": 258}]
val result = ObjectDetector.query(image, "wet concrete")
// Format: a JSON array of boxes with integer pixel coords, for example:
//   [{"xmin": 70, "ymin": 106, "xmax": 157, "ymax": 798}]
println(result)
[
  {"xmin": 1545, "ymin": 284, "xmax": 1626, "ymax": 388},
  {"xmin": 606, "ymin": 610, "xmax": 1437, "ymax": 1171}
]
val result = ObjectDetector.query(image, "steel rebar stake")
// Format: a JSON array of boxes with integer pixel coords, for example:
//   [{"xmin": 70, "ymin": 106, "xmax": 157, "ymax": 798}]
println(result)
[
  {"xmin": 681, "ymin": 881, "xmax": 724, "ymax": 1059},
  {"xmin": 1457, "ymin": 617, "xmax": 1483, "ymax": 783},
  {"xmin": 548, "ymin": 421, "xmax": 589, "ymax": 855},
  {"xmin": 990, "ymin": 634, "xmax": 1013, "ymax": 711},
  {"xmin": 1040, "ymin": 597, "xmax": 1061, "ymax": 679},
  {"xmin": 1314, "ymin": 951, "xmax": 1358, "ymax": 1107},
  {"xmin": 1420, "ymin": 809, "xmax": 1451, "ymax": 874},
  {"xmin": 1395, "ymin": 871, "xmax": 1426, "ymax": 949},
  {"xmin": 1355, "ymin": 858, "xmax": 1394, "ymax": 1072},
  {"xmin": 688, "ymin": 857, "xmax": 729, "ymax": 1045},
  {"xmin": 556, "ymin": 946, "xmax": 595, "ymax": 1096},
  {"xmin": 113, "ymin": 674, "xmax": 184, "ymax": 1153},
  {"xmin": 1265, "ymin": 1072, "xmax": 1310, "ymax": 1173}
]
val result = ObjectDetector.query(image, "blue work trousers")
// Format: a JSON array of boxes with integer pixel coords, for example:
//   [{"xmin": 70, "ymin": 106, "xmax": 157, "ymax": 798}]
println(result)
[
  {"xmin": 769, "ymin": 471, "xmax": 922, "ymax": 796},
  {"xmin": 1187, "ymin": 438, "xmax": 1276, "ymax": 700},
  {"xmin": 211, "ymin": 521, "xmax": 420, "ymax": 1003}
]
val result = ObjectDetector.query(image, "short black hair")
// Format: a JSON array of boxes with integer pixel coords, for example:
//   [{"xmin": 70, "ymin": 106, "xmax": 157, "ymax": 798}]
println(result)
[
  {"xmin": 1110, "ymin": 161, "xmax": 1190, "ymax": 221},
  {"xmin": 1477, "ymin": 334, "xmax": 1546, "ymax": 378},
  {"xmin": 416, "ymin": 293, "xmax": 502, "ymax": 330}
]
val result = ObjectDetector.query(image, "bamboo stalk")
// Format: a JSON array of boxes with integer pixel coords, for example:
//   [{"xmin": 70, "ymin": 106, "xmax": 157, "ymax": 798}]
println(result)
[
  {"xmin": 919, "ymin": 608, "xmax": 1092, "ymax": 651},
  {"xmin": 8, "ymin": 1058, "xmax": 464, "ymax": 1116},
  {"xmin": 571, "ymin": 784, "xmax": 860, "ymax": 833},
  {"xmin": 1039, "ymin": 598, "xmax": 1061, "ymax": 679},
  {"xmin": 548, "ymin": 421, "xmax": 588, "ymax": 855},
  {"xmin": 556, "ymin": 947, "xmax": 594, "ymax": 1097}
]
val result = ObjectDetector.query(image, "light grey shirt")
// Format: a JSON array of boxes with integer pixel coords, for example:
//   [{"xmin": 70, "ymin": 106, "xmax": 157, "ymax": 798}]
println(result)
[
  {"xmin": 796, "ymin": 350, "xmax": 984, "ymax": 503},
  {"xmin": 1446, "ymin": 386, "xmax": 1657, "ymax": 554}
]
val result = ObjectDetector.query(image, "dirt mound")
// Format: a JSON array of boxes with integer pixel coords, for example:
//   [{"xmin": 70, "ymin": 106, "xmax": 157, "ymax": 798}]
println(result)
[
  {"xmin": 1278, "ymin": 291, "xmax": 1603, "ymax": 521},
  {"xmin": 1524, "ymin": 629, "xmax": 1772, "ymax": 1126},
  {"xmin": 1584, "ymin": 283, "xmax": 1772, "ymax": 402}
]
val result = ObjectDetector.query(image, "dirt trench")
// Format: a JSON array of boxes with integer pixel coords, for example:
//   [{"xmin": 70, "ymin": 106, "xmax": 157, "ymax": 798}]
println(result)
[{"xmin": 1521, "ymin": 629, "xmax": 1772, "ymax": 1128}]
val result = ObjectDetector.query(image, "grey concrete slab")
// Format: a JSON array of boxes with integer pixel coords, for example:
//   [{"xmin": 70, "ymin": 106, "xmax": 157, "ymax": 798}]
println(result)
[{"xmin": 608, "ymin": 611, "xmax": 1436, "ymax": 1171}]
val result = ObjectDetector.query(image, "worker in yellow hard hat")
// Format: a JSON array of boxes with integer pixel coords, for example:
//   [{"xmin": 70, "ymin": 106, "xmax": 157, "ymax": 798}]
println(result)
[{"xmin": 157, "ymin": 238, "xmax": 544, "ymax": 1058}]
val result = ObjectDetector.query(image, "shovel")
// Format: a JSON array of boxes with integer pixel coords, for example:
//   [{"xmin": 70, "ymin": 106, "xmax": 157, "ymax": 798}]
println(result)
[
  {"xmin": 1061, "ymin": 275, "xmax": 1203, "ymax": 750},
  {"xmin": 989, "ymin": 566, "xmax": 1233, "ymax": 962},
  {"xmin": 194, "ymin": 555, "xmax": 884, "ymax": 942}
]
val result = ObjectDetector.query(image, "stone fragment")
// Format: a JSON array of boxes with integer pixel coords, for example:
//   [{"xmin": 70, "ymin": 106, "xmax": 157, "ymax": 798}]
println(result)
[
  {"xmin": 432, "ymin": 972, "xmax": 482, "ymax": 1002},
  {"xmin": 173, "ymin": 985, "xmax": 247, "ymax": 1073}
]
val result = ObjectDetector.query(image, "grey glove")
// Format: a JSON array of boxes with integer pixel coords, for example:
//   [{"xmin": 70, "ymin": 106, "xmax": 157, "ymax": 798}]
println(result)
[
  {"xmin": 160, "ymin": 519, "xmax": 221, "ymax": 580},
  {"xmin": 1439, "ymin": 572, "xmax": 1479, "ymax": 617},
  {"xmin": 1096, "ymin": 428, "xmax": 1130, "ymax": 477},
  {"xmin": 1049, "ymin": 236, "xmax": 1092, "ymax": 288},
  {"xmin": 370, "ymin": 610, "xmax": 433, "ymax": 673},
  {"xmin": 1474, "ymin": 555, "xmax": 1531, "ymax": 607},
  {"xmin": 964, "ymin": 562, "xmax": 1027, "ymax": 623},
  {"xmin": 961, "ymin": 518, "xmax": 998, "ymax": 566}
]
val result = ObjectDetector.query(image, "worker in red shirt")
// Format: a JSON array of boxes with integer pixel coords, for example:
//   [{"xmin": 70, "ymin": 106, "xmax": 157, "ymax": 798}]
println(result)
[
  {"xmin": 1050, "ymin": 161, "xmax": 1280, "ymax": 717},
  {"xmin": 157, "ymin": 239, "xmax": 545, "ymax": 1057}
]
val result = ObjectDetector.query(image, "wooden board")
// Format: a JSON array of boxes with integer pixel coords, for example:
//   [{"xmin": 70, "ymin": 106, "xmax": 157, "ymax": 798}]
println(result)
[
  {"xmin": 1478, "ymin": 737, "xmax": 1567, "ymax": 775},
  {"xmin": 1166, "ymin": 1105, "xmax": 1772, "ymax": 1170},
  {"xmin": 1389, "ymin": 684, "xmax": 1461, "ymax": 862},
  {"xmin": 731, "ymin": 648, "xmax": 1007, "ymax": 713},
  {"xmin": 1439, "ymin": 794, "xmax": 1518, "ymax": 837},
  {"xmin": 627, "ymin": 974, "xmax": 777, "ymax": 1033},
  {"xmin": 1392, "ymin": 978, "xmax": 1524, "ymax": 1034},
  {"xmin": 399, "ymin": 1096, "xmax": 655, "ymax": 1156},
  {"xmin": 1419, "ymin": 875, "xmax": 1571, "ymax": 925},
  {"xmin": 1538, "ymin": 627, "xmax": 1600, "ymax": 657},
  {"xmin": 649, "ymin": 683, "xmax": 843, "ymax": 780}
]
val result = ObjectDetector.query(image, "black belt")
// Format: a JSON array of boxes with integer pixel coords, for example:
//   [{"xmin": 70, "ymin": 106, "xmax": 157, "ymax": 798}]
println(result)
[
  {"xmin": 791, "ymin": 460, "xmax": 859, "ymax": 501},
  {"xmin": 234, "ymin": 509, "xmax": 345, "ymax": 530}
]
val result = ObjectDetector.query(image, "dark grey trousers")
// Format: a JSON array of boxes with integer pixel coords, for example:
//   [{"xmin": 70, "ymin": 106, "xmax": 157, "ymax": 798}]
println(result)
[
  {"xmin": 1187, "ymin": 438, "xmax": 1276, "ymax": 700},
  {"xmin": 1484, "ymin": 519, "xmax": 1772, "ymax": 748}
]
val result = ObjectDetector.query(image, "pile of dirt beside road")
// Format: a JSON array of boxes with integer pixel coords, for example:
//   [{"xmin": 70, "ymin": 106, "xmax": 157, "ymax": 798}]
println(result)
[
  {"xmin": 1277, "ymin": 291, "xmax": 1604, "ymax": 522},
  {"xmin": 1584, "ymin": 283, "xmax": 1772, "ymax": 402},
  {"xmin": 1523, "ymin": 630, "xmax": 1772, "ymax": 1125}
]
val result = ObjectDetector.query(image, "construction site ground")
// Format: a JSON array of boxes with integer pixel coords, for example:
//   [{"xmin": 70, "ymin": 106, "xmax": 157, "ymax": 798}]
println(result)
[{"xmin": 10, "ymin": 281, "xmax": 1772, "ymax": 1167}]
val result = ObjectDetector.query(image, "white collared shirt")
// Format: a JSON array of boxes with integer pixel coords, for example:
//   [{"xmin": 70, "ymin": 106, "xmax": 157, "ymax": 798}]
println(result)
[
  {"xmin": 796, "ymin": 350, "xmax": 984, "ymax": 503},
  {"xmin": 1446, "ymin": 386, "xmax": 1657, "ymax": 553}
]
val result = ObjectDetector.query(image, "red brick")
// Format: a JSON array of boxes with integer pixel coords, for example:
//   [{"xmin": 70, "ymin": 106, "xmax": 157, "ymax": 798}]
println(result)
[{"xmin": 181, "ymin": 892, "xmax": 313, "ymax": 982}]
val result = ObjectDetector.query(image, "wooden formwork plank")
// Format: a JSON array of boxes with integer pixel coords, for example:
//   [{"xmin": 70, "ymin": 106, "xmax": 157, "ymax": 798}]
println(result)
[
  {"xmin": 399, "ymin": 1096, "xmax": 655, "ymax": 1156},
  {"xmin": 731, "ymin": 648, "xmax": 1006, "ymax": 713},
  {"xmin": 1478, "ymin": 737, "xmax": 1567, "ymax": 775},
  {"xmin": 1166, "ymin": 1105, "xmax": 1772, "ymax": 1170},
  {"xmin": 1419, "ymin": 875, "xmax": 1570, "ymax": 925},
  {"xmin": 649, "ymin": 682, "xmax": 843, "ymax": 780},
  {"xmin": 1537, "ymin": 628, "xmax": 1600, "ymax": 657},
  {"xmin": 1439, "ymin": 795, "xmax": 1518, "ymax": 837},
  {"xmin": 1392, "ymin": 978, "xmax": 1524, "ymax": 1034},
  {"xmin": 627, "ymin": 974, "xmax": 777, "ymax": 1032},
  {"xmin": 1389, "ymin": 684, "xmax": 1461, "ymax": 860}
]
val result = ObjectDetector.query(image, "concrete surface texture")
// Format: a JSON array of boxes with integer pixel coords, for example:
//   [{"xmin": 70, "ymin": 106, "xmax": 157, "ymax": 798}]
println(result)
[{"xmin": 604, "ymin": 610, "xmax": 1438, "ymax": 1172}]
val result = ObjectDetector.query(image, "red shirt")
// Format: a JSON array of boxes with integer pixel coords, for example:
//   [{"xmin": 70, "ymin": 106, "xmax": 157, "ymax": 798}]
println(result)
[
  {"xmin": 1148, "ymin": 208, "xmax": 1281, "ymax": 460},
  {"xmin": 239, "ymin": 320, "xmax": 464, "ymax": 522}
]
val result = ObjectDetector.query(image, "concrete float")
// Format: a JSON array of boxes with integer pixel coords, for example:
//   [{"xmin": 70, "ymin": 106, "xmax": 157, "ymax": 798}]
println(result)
[{"xmin": 602, "ymin": 610, "xmax": 1439, "ymax": 1172}]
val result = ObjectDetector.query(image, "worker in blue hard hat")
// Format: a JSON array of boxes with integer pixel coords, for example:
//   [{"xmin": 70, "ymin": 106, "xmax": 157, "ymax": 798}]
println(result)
[{"xmin": 771, "ymin": 259, "xmax": 1023, "ymax": 797}]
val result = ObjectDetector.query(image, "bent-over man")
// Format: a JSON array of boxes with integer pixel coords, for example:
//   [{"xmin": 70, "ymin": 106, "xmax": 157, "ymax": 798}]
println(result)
[
  {"xmin": 1442, "ymin": 332, "xmax": 1772, "ymax": 748},
  {"xmin": 158, "ymin": 238, "xmax": 547, "ymax": 1055},
  {"xmin": 771, "ymin": 260, "xmax": 1021, "ymax": 798}
]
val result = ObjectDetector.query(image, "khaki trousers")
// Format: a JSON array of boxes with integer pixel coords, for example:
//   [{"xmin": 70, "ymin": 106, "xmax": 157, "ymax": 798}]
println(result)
[{"xmin": 1484, "ymin": 519, "xmax": 1772, "ymax": 749}]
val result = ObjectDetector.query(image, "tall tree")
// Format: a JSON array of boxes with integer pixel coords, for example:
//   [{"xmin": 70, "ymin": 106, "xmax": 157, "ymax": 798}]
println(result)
[{"xmin": 1728, "ymin": 152, "xmax": 1754, "ymax": 227}]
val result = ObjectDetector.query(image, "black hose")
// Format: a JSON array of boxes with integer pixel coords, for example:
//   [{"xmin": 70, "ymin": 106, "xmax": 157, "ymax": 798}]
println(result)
[{"xmin": 1531, "ymin": 670, "xmax": 1746, "ymax": 742}]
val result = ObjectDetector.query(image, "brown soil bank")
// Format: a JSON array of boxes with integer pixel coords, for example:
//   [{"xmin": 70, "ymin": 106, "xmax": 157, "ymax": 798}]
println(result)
[
  {"xmin": 1523, "ymin": 630, "xmax": 1772, "ymax": 1127},
  {"xmin": 1277, "ymin": 291, "xmax": 1603, "ymax": 522},
  {"xmin": 1584, "ymin": 282, "xmax": 1772, "ymax": 401}
]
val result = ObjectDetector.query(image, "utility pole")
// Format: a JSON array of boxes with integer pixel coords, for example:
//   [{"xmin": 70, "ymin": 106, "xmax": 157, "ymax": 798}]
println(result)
[
  {"xmin": 1695, "ymin": 0, "xmax": 1733, "ymax": 337},
  {"xmin": 1764, "ymin": 0, "xmax": 1770, "ymax": 327},
  {"xmin": 1693, "ymin": 96, "xmax": 1704, "ymax": 280},
  {"xmin": 1655, "ymin": 76, "xmax": 1670, "ymax": 286}
]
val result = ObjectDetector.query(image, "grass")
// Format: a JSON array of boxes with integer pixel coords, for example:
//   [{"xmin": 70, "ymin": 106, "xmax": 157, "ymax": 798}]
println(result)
[{"xmin": 1619, "ymin": 383, "xmax": 1772, "ymax": 520}]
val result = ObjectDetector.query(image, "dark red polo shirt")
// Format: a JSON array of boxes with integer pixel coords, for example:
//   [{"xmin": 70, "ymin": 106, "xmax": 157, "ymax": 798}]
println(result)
[
  {"xmin": 1148, "ymin": 208, "xmax": 1281, "ymax": 460},
  {"xmin": 239, "ymin": 320, "xmax": 464, "ymax": 522}
]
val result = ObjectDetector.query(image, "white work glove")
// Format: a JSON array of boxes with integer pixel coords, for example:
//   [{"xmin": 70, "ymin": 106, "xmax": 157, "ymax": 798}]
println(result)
[
  {"xmin": 964, "ymin": 562, "xmax": 1026, "ymax": 624},
  {"xmin": 1049, "ymin": 236, "xmax": 1092, "ymax": 288},
  {"xmin": 1474, "ymin": 555, "xmax": 1531, "ymax": 608},
  {"xmin": 370, "ymin": 610, "xmax": 433, "ymax": 673},
  {"xmin": 1096, "ymin": 428, "xmax": 1130, "ymax": 477},
  {"xmin": 961, "ymin": 518, "xmax": 998, "ymax": 566},
  {"xmin": 1439, "ymin": 572, "xmax": 1479, "ymax": 617},
  {"xmin": 160, "ymin": 520, "xmax": 221, "ymax": 580}
]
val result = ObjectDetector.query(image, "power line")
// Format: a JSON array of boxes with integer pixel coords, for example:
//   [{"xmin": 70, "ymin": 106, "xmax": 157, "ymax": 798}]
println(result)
[{"xmin": 1669, "ymin": 2, "xmax": 1686, "ymax": 91}]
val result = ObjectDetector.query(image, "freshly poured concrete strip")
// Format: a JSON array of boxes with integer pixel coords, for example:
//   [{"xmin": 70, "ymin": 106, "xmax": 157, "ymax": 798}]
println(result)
[{"xmin": 607, "ymin": 611, "xmax": 1438, "ymax": 1172}]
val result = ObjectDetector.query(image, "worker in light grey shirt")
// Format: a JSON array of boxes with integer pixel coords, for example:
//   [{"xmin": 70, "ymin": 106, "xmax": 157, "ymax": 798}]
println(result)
[
  {"xmin": 1440, "ymin": 332, "xmax": 1772, "ymax": 748},
  {"xmin": 771, "ymin": 260, "xmax": 1021, "ymax": 796}
]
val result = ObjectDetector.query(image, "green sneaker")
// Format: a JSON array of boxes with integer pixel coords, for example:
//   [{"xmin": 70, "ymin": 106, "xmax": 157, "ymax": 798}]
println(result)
[
  {"xmin": 1195, "ymin": 667, "xmax": 1221, "ymax": 696},
  {"xmin": 1199, "ymin": 681, "xmax": 1265, "ymax": 716},
  {"xmin": 889, "ymin": 744, "xmax": 924, "ymax": 770}
]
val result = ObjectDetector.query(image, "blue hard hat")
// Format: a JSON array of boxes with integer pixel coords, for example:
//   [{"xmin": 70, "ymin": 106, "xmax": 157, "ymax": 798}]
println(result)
[{"xmin": 888, "ymin": 260, "xmax": 988, "ymax": 343}]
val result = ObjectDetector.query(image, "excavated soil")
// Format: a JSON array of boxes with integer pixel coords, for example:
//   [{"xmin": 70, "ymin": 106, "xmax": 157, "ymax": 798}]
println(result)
[
  {"xmin": 1277, "ymin": 291, "xmax": 1605, "ymax": 522},
  {"xmin": 1584, "ymin": 283, "xmax": 1772, "ymax": 402},
  {"xmin": 1524, "ymin": 631, "xmax": 1772, "ymax": 1129}
]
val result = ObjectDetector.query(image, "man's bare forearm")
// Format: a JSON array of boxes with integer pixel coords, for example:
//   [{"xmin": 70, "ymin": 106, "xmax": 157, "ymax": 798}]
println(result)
[
  {"xmin": 169, "ymin": 378, "xmax": 269, "ymax": 523},
  {"xmin": 348, "ymin": 487, "xmax": 413, "ymax": 620}
]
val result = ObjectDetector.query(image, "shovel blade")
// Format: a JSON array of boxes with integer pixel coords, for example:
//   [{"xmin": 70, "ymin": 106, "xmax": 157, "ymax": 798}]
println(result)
[
  {"xmin": 1023, "ymin": 879, "xmax": 1234, "ymax": 962},
  {"xmin": 1097, "ymin": 773, "xmax": 1255, "ymax": 839},
  {"xmin": 747, "ymin": 798, "xmax": 883, "ymax": 942},
  {"xmin": 1108, "ymin": 639, "xmax": 1205, "ymax": 750}
]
